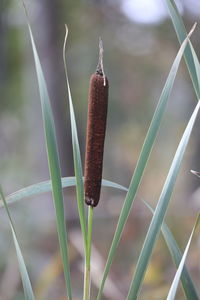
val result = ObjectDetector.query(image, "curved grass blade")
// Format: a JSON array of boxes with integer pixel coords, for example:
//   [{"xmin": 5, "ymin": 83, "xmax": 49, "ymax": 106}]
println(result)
[
  {"xmin": 165, "ymin": 0, "xmax": 200, "ymax": 98},
  {"xmin": 0, "ymin": 178, "xmax": 128, "ymax": 208},
  {"xmin": 0, "ymin": 187, "xmax": 35, "ymax": 300},
  {"xmin": 63, "ymin": 26, "xmax": 87, "ymax": 250},
  {"xmin": 167, "ymin": 214, "xmax": 200, "ymax": 300},
  {"xmin": 97, "ymin": 27, "xmax": 194, "ymax": 300},
  {"xmin": 22, "ymin": 5, "xmax": 72, "ymax": 298},
  {"xmin": 127, "ymin": 101, "xmax": 200, "ymax": 300},
  {"xmin": 190, "ymin": 41, "xmax": 200, "ymax": 92},
  {"xmin": 144, "ymin": 201, "xmax": 198, "ymax": 300}
]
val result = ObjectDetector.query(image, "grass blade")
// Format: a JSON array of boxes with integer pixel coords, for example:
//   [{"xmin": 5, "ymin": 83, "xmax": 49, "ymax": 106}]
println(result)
[
  {"xmin": 63, "ymin": 26, "xmax": 87, "ymax": 250},
  {"xmin": 165, "ymin": 0, "xmax": 200, "ymax": 98},
  {"xmin": 0, "ymin": 178, "xmax": 128, "ymax": 208},
  {"xmin": 127, "ymin": 101, "xmax": 200, "ymax": 299},
  {"xmin": 97, "ymin": 27, "xmax": 194, "ymax": 300},
  {"xmin": 190, "ymin": 41, "xmax": 200, "ymax": 91},
  {"xmin": 167, "ymin": 214, "xmax": 200, "ymax": 300},
  {"xmin": 23, "ymin": 7, "xmax": 72, "ymax": 299},
  {"xmin": 0, "ymin": 187, "xmax": 35, "ymax": 300},
  {"xmin": 144, "ymin": 201, "xmax": 199, "ymax": 300}
]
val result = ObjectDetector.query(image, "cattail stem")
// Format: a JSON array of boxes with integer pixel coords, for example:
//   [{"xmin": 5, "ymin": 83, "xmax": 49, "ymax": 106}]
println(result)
[
  {"xmin": 84, "ymin": 39, "xmax": 109, "ymax": 207},
  {"xmin": 83, "ymin": 206, "xmax": 93, "ymax": 300}
]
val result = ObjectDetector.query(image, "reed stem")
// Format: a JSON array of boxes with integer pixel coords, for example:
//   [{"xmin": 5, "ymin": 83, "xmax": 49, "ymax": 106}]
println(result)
[{"xmin": 83, "ymin": 206, "xmax": 94, "ymax": 300}]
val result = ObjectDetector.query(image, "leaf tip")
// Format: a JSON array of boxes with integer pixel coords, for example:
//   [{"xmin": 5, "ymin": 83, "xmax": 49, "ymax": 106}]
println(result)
[
  {"xmin": 64, "ymin": 24, "xmax": 69, "ymax": 37},
  {"xmin": 63, "ymin": 24, "xmax": 69, "ymax": 69},
  {"xmin": 188, "ymin": 22, "xmax": 197, "ymax": 39},
  {"xmin": 190, "ymin": 170, "xmax": 200, "ymax": 177}
]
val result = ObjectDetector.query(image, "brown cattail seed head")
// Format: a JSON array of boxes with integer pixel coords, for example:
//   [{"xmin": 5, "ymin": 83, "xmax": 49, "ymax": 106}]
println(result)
[{"xmin": 84, "ymin": 72, "xmax": 109, "ymax": 207}]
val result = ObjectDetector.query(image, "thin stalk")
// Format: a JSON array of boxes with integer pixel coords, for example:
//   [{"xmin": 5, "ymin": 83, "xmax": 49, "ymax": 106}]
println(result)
[{"xmin": 84, "ymin": 206, "xmax": 94, "ymax": 300}]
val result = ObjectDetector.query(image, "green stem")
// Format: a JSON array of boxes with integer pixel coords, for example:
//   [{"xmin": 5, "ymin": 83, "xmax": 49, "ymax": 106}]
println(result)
[{"xmin": 83, "ymin": 206, "xmax": 94, "ymax": 300}]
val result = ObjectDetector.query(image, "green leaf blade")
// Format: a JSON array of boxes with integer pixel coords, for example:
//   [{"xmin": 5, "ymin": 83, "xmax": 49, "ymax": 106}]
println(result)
[
  {"xmin": 97, "ymin": 29, "xmax": 192, "ymax": 300},
  {"xmin": 144, "ymin": 201, "xmax": 199, "ymax": 300},
  {"xmin": 27, "ymin": 23, "xmax": 72, "ymax": 300},
  {"xmin": 1, "ymin": 178, "xmax": 127, "ymax": 208},
  {"xmin": 63, "ymin": 27, "xmax": 87, "ymax": 250},
  {"xmin": 166, "ymin": 215, "xmax": 200, "ymax": 300},
  {"xmin": 165, "ymin": 0, "xmax": 200, "ymax": 98},
  {"xmin": 0, "ymin": 187, "xmax": 35, "ymax": 300},
  {"xmin": 127, "ymin": 101, "xmax": 200, "ymax": 299}
]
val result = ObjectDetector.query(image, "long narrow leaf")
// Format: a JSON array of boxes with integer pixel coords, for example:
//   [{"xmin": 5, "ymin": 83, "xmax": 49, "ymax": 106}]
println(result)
[
  {"xmin": 144, "ymin": 201, "xmax": 198, "ymax": 300},
  {"xmin": 24, "ymin": 9, "xmax": 72, "ymax": 299},
  {"xmin": 167, "ymin": 214, "xmax": 200, "ymax": 300},
  {"xmin": 0, "ymin": 187, "xmax": 35, "ymax": 300},
  {"xmin": 97, "ymin": 27, "xmax": 194, "ymax": 300},
  {"xmin": 1, "ymin": 178, "xmax": 128, "ymax": 207},
  {"xmin": 63, "ymin": 26, "xmax": 87, "ymax": 249},
  {"xmin": 165, "ymin": 0, "xmax": 200, "ymax": 98},
  {"xmin": 127, "ymin": 101, "xmax": 200, "ymax": 299},
  {"xmin": 190, "ymin": 41, "xmax": 200, "ymax": 92}
]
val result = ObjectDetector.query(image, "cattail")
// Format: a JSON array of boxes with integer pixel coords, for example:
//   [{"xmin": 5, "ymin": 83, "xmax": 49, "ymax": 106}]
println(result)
[{"xmin": 84, "ymin": 39, "xmax": 109, "ymax": 207}]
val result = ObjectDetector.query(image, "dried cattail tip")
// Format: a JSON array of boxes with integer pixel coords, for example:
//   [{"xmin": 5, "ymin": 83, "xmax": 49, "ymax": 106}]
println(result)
[{"xmin": 84, "ymin": 39, "xmax": 109, "ymax": 207}]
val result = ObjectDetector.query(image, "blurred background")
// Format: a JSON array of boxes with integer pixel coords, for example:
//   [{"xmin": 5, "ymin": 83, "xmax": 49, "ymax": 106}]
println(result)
[{"xmin": 0, "ymin": 0, "xmax": 200, "ymax": 299}]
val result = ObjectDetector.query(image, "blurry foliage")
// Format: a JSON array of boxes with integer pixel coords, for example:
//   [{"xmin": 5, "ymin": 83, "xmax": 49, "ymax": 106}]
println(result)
[{"xmin": 0, "ymin": 1, "xmax": 23, "ymax": 112}]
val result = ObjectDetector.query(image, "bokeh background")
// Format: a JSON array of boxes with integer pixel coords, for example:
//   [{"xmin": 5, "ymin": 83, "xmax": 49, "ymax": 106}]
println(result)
[{"xmin": 0, "ymin": 0, "xmax": 200, "ymax": 299}]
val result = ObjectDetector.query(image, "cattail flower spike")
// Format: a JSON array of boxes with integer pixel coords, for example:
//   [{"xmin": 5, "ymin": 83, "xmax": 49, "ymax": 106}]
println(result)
[{"xmin": 84, "ymin": 38, "xmax": 109, "ymax": 207}]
